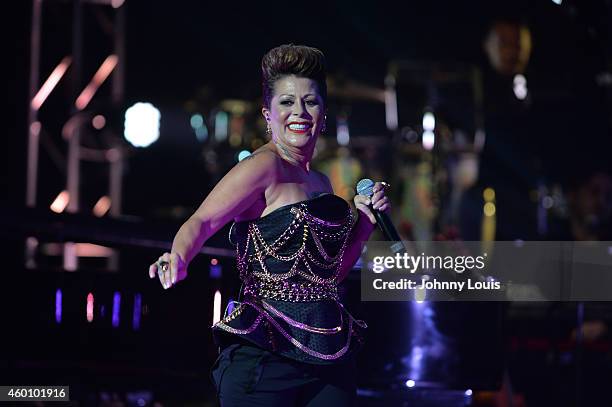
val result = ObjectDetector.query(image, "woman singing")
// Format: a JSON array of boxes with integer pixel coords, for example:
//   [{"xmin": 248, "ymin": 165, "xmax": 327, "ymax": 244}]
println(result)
[{"xmin": 148, "ymin": 44, "xmax": 390, "ymax": 406}]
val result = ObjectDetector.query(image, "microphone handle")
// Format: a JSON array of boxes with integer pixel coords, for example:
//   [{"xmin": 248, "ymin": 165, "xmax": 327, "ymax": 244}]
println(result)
[{"xmin": 373, "ymin": 210, "xmax": 402, "ymax": 242}]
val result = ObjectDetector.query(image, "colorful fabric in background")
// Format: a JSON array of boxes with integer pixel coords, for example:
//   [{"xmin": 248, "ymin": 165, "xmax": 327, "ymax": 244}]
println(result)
[
  {"xmin": 319, "ymin": 147, "xmax": 363, "ymax": 202},
  {"xmin": 397, "ymin": 161, "xmax": 436, "ymax": 242}
]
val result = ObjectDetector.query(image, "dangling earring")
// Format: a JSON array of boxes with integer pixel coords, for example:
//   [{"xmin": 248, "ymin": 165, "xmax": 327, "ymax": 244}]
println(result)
[
  {"xmin": 321, "ymin": 115, "xmax": 327, "ymax": 134},
  {"xmin": 266, "ymin": 122, "xmax": 272, "ymax": 135}
]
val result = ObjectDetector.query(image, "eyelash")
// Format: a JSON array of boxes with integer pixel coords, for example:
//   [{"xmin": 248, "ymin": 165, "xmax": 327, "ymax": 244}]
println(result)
[{"xmin": 280, "ymin": 100, "xmax": 319, "ymax": 106}]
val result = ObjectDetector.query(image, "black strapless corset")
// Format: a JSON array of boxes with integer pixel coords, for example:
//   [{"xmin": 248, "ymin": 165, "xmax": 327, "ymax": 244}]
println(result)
[{"xmin": 212, "ymin": 194, "xmax": 367, "ymax": 364}]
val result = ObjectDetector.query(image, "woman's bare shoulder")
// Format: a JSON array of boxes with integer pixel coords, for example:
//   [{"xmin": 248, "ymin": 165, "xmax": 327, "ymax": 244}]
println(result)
[
  {"xmin": 189, "ymin": 147, "xmax": 278, "ymax": 225},
  {"xmin": 238, "ymin": 146, "xmax": 277, "ymax": 165},
  {"xmin": 230, "ymin": 146, "xmax": 280, "ymax": 177}
]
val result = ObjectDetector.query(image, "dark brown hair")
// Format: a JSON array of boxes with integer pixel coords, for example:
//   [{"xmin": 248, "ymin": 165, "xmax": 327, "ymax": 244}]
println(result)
[{"xmin": 261, "ymin": 44, "xmax": 327, "ymax": 109}]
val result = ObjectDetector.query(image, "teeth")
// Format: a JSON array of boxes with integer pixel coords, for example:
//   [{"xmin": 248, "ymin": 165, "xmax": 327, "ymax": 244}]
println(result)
[{"xmin": 288, "ymin": 123, "xmax": 310, "ymax": 131}]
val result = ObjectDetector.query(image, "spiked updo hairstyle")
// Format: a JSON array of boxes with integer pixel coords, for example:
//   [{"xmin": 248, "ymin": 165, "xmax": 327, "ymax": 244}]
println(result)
[{"xmin": 261, "ymin": 44, "xmax": 327, "ymax": 109}]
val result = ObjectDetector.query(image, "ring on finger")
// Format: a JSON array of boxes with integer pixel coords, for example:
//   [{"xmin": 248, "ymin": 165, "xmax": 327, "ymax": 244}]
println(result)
[{"xmin": 158, "ymin": 261, "xmax": 169, "ymax": 273}]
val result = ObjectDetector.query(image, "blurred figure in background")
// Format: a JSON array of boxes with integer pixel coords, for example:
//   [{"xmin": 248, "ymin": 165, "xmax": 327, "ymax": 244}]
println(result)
[{"xmin": 566, "ymin": 171, "xmax": 612, "ymax": 241}]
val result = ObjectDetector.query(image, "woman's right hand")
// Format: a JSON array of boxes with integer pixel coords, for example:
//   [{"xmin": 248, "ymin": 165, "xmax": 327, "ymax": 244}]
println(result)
[{"xmin": 148, "ymin": 252, "xmax": 187, "ymax": 289}]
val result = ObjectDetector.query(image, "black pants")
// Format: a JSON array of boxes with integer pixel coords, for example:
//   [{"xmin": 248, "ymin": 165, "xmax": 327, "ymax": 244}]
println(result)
[{"xmin": 210, "ymin": 343, "xmax": 357, "ymax": 406}]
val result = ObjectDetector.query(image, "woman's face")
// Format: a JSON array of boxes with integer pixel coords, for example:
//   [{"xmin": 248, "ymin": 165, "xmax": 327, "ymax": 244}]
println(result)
[{"xmin": 263, "ymin": 75, "xmax": 325, "ymax": 149}]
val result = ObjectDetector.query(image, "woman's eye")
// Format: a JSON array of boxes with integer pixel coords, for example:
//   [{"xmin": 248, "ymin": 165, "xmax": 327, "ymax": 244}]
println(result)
[
  {"xmin": 306, "ymin": 100, "xmax": 319, "ymax": 106},
  {"xmin": 280, "ymin": 100, "xmax": 293, "ymax": 105}
]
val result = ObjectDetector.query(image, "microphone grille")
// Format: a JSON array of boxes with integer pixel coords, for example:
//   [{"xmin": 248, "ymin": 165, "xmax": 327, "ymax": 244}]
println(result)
[{"xmin": 356, "ymin": 178, "xmax": 374, "ymax": 197}]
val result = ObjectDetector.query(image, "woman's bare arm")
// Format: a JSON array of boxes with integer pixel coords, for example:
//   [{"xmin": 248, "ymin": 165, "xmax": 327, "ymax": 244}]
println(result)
[
  {"xmin": 149, "ymin": 150, "xmax": 278, "ymax": 288},
  {"xmin": 338, "ymin": 208, "xmax": 376, "ymax": 281},
  {"xmin": 173, "ymin": 150, "xmax": 277, "ymax": 264},
  {"xmin": 338, "ymin": 183, "xmax": 389, "ymax": 281}
]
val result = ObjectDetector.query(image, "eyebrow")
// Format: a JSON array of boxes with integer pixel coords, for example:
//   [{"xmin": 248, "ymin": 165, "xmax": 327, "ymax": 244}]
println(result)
[{"xmin": 279, "ymin": 93, "xmax": 317, "ymax": 98}]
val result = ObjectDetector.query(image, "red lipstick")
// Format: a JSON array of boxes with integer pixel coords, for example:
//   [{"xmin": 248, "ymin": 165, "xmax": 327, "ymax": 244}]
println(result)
[{"xmin": 287, "ymin": 122, "xmax": 312, "ymax": 134}]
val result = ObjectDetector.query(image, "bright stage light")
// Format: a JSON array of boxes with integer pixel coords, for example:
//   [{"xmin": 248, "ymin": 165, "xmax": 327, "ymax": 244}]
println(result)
[
  {"xmin": 190, "ymin": 114, "xmax": 204, "ymax": 129},
  {"xmin": 414, "ymin": 287, "xmax": 426, "ymax": 303},
  {"xmin": 93, "ymin": 196, "xmax": 111, "ymax": 217},
  {"xmin": 55, "ymin": 289, "xmax": 62, "ymax": 324},
  {"xmin": 213, "ymin": 290, "xmax": 222, "ymax": 325},
  {"xmin": 209, "ymin": 262, "xmax": 222, "ymax": 279},
  {"xmin": 552, "ymin": 0, "xmax": 562, "ymax": 5},
  {"xmin": 238, "ymin": 150, "xmax": 251, "ymax": 162},
  {"xmin": 422, "ymin": 112, "xmax": 435, "ymax": 131},
  {"xmin": 337, "ymin": 117, "xmax": 350, "ymax": 146},
  {"xmin": 112, "ymin": 292, "xmax": 121, "ymax": 328},
  {"xmin": 92, "ymin": 115, "xmax": 106, "ymax": 130},
  {"xmin": 385, "ymin": 74, "xmax": 398, "ymax": 131},
  {"xmin": 123, "ymin": 102, "xmax": 161, "ymax": 147},
  {"xmin": 195, "ymin": 126, "xmax": 209, "ymax": 142},
  {"xmin": 191, "ymin": 113, "xmax": 209, "ymax": 141},
  {"xmin": 86, "ymin": 292, "xmax": 94, "ymax": 322},
  {"xmin": 405, "ymin": 379, "xmax": 416, "ymax": 388},
  {"xmin": 214, "ymin": 111, "xmax": 229, "ymax": 142},
  {"xmin": 484, "ymin": 202, "xmax": 496, "ymax": 217},
  {"xmin": 50, "ymin": 190, "xmax": 69, "ymax": 213},
  {"xmin": 422, "ymin": 130, "xmax": 435, "ymax": 150},
  {"xmin": 513, "ymin": 74, "xmax": 528, "ymax": 100},
  {"xmin": 133, "ymin": 293, "xmax": 142, "ymax": 331}
]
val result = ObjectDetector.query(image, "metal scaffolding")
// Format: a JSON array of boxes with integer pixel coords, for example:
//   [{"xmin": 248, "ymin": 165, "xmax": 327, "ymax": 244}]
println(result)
[{"xmin": 27, "ymin": 0, "xmax": 127, "ymax": 270}]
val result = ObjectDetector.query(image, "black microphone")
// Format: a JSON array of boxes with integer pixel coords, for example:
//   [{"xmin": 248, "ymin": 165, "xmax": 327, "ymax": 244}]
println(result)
[{"xmin": 356, "ymin": 178, "xmax": 406, "ymax": 254}]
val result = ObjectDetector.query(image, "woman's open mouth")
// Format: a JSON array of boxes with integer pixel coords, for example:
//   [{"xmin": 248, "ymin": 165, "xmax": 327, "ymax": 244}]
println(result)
[{"xmin": 287, "ymin": 122, "xmax": 313, "ymax": 134}]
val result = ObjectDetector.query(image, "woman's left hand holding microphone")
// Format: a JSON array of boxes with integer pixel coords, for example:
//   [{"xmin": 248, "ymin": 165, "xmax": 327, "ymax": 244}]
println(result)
[{"xmin": 353, "ymin": 181, "xmax": 391, "ymax": 225}]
